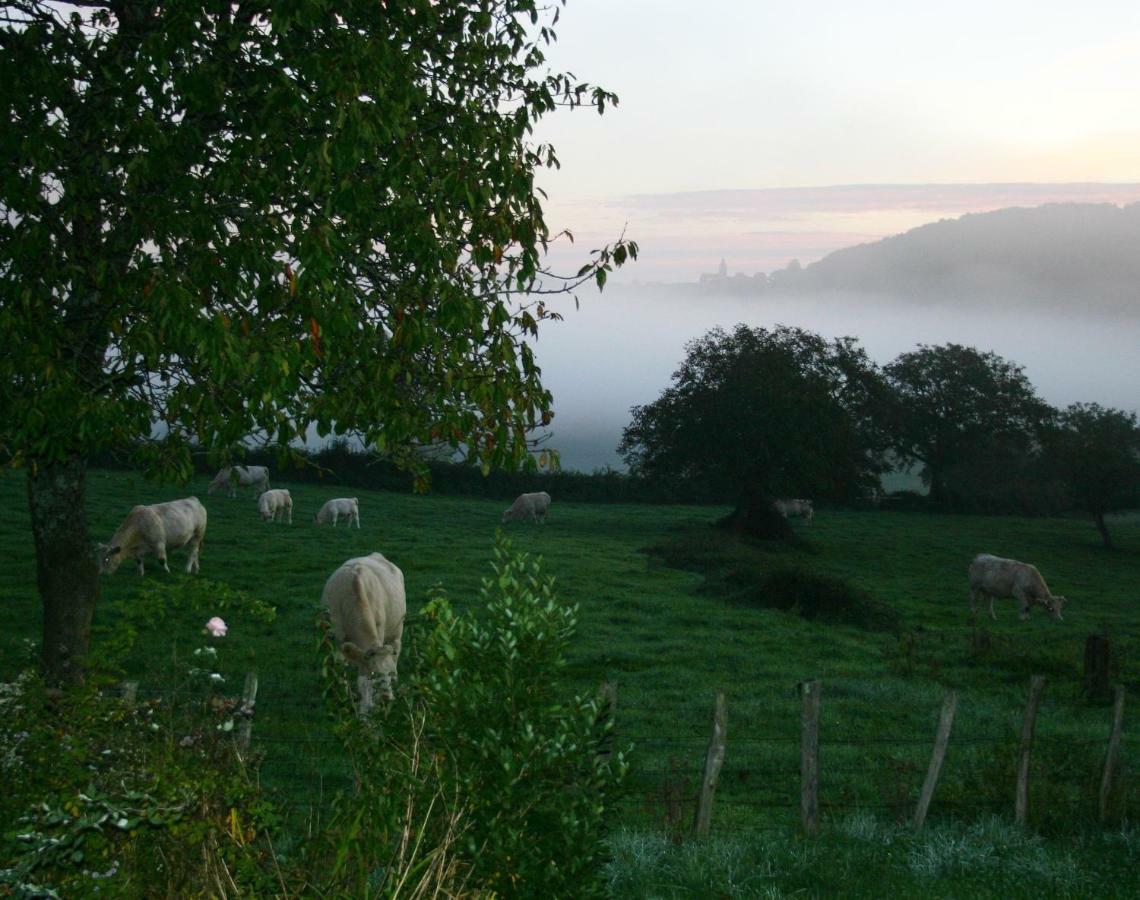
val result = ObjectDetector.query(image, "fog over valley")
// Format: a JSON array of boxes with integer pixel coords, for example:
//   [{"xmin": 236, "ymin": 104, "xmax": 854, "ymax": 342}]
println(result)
[{"xmin": 536, "ymin": 204, "xmax": 1140, "ymax": 472}]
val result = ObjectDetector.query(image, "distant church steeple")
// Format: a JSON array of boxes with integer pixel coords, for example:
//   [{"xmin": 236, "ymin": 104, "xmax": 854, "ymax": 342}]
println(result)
[{"xmin": 717, "ymin": 258, "xmax": 728, "ymax": 278}]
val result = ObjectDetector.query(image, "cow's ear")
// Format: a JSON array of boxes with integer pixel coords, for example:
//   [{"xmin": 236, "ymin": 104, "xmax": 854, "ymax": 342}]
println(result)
[
  {"xmin": 108, "ymin": 545, "xmax": 121, "ymax": 555},
  {"xmin": 341, "ymin": 641, "xmax": 366, "ymax": 662}
]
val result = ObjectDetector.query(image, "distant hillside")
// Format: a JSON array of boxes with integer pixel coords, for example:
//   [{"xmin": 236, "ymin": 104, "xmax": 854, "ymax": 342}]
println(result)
[{"xmin": 768, "ymin": 202, "xmax": 1140, "ymax": 312}]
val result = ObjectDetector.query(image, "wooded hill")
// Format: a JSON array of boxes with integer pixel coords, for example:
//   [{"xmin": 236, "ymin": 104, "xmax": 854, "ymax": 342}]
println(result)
[{"xmin": 766, "ymin": 202, "xmax": 1140, "ymax": 313}]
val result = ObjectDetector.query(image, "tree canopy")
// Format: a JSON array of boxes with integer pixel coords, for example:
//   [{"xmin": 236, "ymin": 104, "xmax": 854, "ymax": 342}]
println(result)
[
  {"xmin": 883, "ymin": 343, "xmax": 1051, "ymax": 504},
  {"xmin": 619, "ymin": 325, "xmax": 889, "ymax": 533},
  {"xmin": 0, "ymin": 0, "xmax": 635, "ymax": 681},
  {"xmin": 1044, "ymin": 403, "xmax": 1140, "ymax": 548}
]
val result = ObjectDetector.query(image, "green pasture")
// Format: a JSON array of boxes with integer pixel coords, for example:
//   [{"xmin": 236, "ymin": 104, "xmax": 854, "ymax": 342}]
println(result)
[{"xmin": 2, "ymin": 468, "xmax": 1139, "ymax": 895}]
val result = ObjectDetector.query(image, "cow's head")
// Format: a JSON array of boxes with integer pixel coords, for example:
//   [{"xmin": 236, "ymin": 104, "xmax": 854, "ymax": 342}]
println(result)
[
  {"xmin": 500, "ymin": 509, "xmax": 512, "ymax": 524},
  {"xmin": 1048, "ymin": 596, "xmax": 1067, "ymax": 621},
  {"xmin": 95, "ymin": 543, "xmax": 124, "ymax": 575},
  {"xmin": 342, "ymin": 642, "xmax": 399, "ymax": 701}
]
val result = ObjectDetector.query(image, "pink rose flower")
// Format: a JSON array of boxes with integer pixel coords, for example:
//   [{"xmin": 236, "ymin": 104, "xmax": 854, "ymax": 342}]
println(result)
[{"xmin": 204, "ymin": 617, "xmax": 228, "ymax": 638}]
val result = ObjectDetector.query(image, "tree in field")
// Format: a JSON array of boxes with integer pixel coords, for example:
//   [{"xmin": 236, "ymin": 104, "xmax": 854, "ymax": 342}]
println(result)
[
  {"xmin": 0, "ymin": 1, "xmax": 636, "ymax": 683},
  {"xmin": 1044, "ymin": 403, "xmax": 1140, "ymax": 549},
  {"xmin": 883, "ymin": 344, "xmax": 1051, "ymax": 504},
  {"xmin": 619, "ymin": 325, "xmax": 890, "ymax": 535}
]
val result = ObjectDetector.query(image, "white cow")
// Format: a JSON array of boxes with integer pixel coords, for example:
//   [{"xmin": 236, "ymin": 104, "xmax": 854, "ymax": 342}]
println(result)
[
  {"xmin": 258, "ymin": 488, "xmax": 293, "ymax": 524},
  {"xmin": 97, "ymin": 497, "xmax": 207, "ymax": 576},
  {"xmin": 314, "ymin": 497, "xmax": 360, "ymax": 528},
  {"xmin": 773, "ymin": 498, "xmax": 814, "ymax": 526},
  {"xmin": 968, "ymin": 553, "xmax": 1068, "ymax": 622},
  {"xmin": 322, "ymin": 552, "xmax": 406, "ymax": 710},
  {"xmin": 208, "ymin": 465, "xmax": 270, "ymax": 498},
  {"xmin": 501, "ymin": 491, "xmax": 551, "ymax": 525}
]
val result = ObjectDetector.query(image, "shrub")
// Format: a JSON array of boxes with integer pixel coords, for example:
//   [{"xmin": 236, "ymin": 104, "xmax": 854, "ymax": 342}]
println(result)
[
  {"xmin": 317, "ymin": 536, "xmax": 628, "ymax": 898},
  {"xmin": 0, "ymin": 612, "xmax": 281, "ymax": 897}
]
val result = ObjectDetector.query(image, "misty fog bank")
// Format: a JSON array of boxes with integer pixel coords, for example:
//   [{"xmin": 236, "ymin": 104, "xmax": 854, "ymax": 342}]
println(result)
[{"xmin": 535, "ymin": 285, "xmax": 1140, "ymax": 472}]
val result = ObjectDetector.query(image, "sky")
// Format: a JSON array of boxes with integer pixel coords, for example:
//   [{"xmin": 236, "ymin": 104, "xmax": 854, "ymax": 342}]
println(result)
[
  {"xmin": 518, "ymin": 1, "xmax": 1140, "ymax": 470},
  {"xmin": 531, "ymin": 0, "xmax": 1140, "ymax": 282}
]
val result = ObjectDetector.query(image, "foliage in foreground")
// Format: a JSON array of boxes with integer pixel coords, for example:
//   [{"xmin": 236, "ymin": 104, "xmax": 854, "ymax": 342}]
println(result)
[
  {"xmin": 1, "ymin": 542, "xmax": 625, "ymax": 897},
  {"xmin": 319, "ymin": 537, "xmax": 628, "ymax": 898}
]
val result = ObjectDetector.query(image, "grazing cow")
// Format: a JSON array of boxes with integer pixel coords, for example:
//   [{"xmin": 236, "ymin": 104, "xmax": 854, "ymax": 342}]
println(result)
[
  {"xmin": 968, "ymin": 553, "xmax": 1068, "ymax": 622},
  {"xmin": 97, "ymin": 497, "xmax": 207, "ymax": 576},
  {"xmin": 208, "ymin": 465, "xmax": 270, "ymax": 498},
  {"xmin": 322, "ymin": 552, "xmax": 406, "ymax": 711},
  {"xmin": 501, "ymin": 491, "xmax": 551, "ymax": 525},
  {"xmin": 773, "ymin": 498, "xmax": 814, "ymax": 526},
  {"xmin": 314, "ymin": 497, "xmax": 360, "ymax": 528},
  {"xmin": 258, "ymin": 489, "xmax": 293, "ymax": 524}
]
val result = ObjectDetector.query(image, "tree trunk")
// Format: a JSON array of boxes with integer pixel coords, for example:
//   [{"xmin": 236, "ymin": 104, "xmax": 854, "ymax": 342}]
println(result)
[
  {"xmin": 1094, "ymin": 512, "xmax": 1114, "ymax": 550},
  {"xmin": 27, "ymin": 457, "xmax": 99, "ymax": 685},
  {"xmin": 718, "ymin": 490, "xmax": 793, "ymax": 540}
]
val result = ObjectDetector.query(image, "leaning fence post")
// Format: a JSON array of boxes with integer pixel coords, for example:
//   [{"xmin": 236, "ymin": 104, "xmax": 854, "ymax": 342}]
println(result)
[
  {"xmin": 236, "ymin": 672, "xmax": 258, "ymax": 753},
  {"xmin": 1099, "ymin": 685, "xmax": 1126, "ymax": 821},
  {"xmin": 914, "ymin": 690, "xmax": 958, "ymax": 830},
  {"xmin": 800, "ymin": 680, "xmax": 821, "ymax": 835},
  {"xmin": 1015, "ymin": 675, "xmax": 1046, "ymax": 826},
  {"xmin": 692, "ymin": 691, "xmax": 727, "ymax": 839}
]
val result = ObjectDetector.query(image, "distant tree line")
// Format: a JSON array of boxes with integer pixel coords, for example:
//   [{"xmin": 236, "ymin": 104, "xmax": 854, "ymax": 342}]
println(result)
[
  {"xmin": 621, "ymin": 326, "xmax": 1140, "ymax": 548},
  {"xmin": 91, "ymin": 329, "xmax": 1139, "ymax": 544}
]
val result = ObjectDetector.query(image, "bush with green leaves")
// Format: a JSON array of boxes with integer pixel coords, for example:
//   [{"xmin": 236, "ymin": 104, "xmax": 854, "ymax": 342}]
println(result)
[
  {"xmin": 319, "ymin": 537, "xmax": 628, "ymax": 898},
  {"xmin": 0, "ymin": 582, "xmax": 282, "ymax": 897}
]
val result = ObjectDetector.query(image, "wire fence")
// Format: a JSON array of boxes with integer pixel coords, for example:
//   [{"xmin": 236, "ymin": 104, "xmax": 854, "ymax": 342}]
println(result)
[{"xmin": 120, "ymin": 663, "xmax": 1140, "ymax": 838}]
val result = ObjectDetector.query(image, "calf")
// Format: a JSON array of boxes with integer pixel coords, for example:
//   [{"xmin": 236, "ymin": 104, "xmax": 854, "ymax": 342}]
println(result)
[
  {"xmin": 322, "ymin": 552, "xmax": 406, "ymax": 711},
  {"xmin": 314, "ymin": 497, "xmax": 360, "ymax": 528},
  {"xmin": 968, "ymin": 553, "xmax": 1068, "ymax": 622},
  {"xmin": 258, "ymin": 488, "xmax": 293, "ymax": 524},
  {"xmin": 97, "ymin": 497, "xmax": 207, "ymax": 576}
]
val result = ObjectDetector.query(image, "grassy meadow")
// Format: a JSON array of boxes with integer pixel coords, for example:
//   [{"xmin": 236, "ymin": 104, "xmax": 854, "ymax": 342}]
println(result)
[{"xmin": 2, "ymin": 467, "xmax": 1139, "ymax": 896}]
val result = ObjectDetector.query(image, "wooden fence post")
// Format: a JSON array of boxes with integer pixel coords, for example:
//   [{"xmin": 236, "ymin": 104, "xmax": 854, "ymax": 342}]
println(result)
[
  {"xmin": 1083, "ymin": 634, "xmax": 1112, "ymax": 700},
  {"xmin": 1099, "ymin": 685, "xmax": 1126, "ymax": 820},
  {"xmin": 120, "ymin": 681, "xmax": 138, "ymax": 706},
  {"xmin": 356, "ymin": 674, "xmax": 374, "ymax": 716},
  {"xmin": 1015, "ymin": 675, "xmax": 1046, "ymax": 826},
  {"xmin": 692, "ymin": 691, "xmax": 727, "ymax": 839},
  {"xmin": 914, "ymin": 690, "xmax": 958, "ymax": 830},
  {"xmin": 800, "ymin": 680, "xmax": 821, "ymax": 835},
  {"xmin": 236, "ymin": 672, "xmax": 258, "ymax": 753}
]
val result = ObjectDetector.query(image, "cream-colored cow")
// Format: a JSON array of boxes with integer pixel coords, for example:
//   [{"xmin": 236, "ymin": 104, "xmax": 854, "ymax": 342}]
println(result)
[
  {"xmin": 322, "ymin": 552, "xmax": 406, "ymax": 711},
  {"xmin": 97, "ymin": 497, "xmax": 207, "ymax": 576},
  {"xmin": 501, "ymin": 491, "xmax": 551, "ymax": 525},
  {"xmin": 969, "ymin": 554, "xmax": 1068, "ymax": 621},
  {"xmin": 314, "ymin": 497, "xmax": 360, "ymax": 528},
  {"xmin": 773, "ymin": 498, "xmax": 813, "ymax": 526},
  {"xmin": 208, "ymin": 465, "xmax": 270, "ymax": 498},
  {"xmin": 258, "ymin": 489, "xmax": 293, "ymax": 524}
]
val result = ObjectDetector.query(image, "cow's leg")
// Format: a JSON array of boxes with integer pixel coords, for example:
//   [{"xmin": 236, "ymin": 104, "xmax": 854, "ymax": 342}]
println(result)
[
  {"xmin": 136, "ymin": 557, "xmax": 146, "ymax": 576},
  {"xmin": 1013, "ymin": 588, "xmax": 1031, "ymax": 621},
  {"xmin": 356, "ymin": 673, "xmax": 374, "ymax": 715},
  {"xmin": 287, "ymin": 505, "xmax": 292, "ymax": 525},
  {"xmin": 988, "ymin": 594, "xmax": 997, "ymax": 621},
  {"xmin": 155, "ymin": 543, "xmax": 170, "ymax": 573},
  {"xmin": 187, "ymin": 530, "xmax": 203, "ymax": 574},
  {"xmin": 970, "ymin": 588, "xmax": 979, "ymax": 619}
]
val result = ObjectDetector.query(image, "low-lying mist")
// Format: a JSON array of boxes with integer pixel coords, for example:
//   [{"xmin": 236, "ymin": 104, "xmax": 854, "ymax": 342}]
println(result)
[{"xmin": 534, "ymin": 284, "xmax": 1140, "ymax": 472}]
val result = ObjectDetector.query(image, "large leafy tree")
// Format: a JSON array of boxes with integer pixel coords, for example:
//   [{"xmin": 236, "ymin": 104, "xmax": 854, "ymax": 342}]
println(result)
[
  {"xmin": 619, "ymin": 325, "xmax": 889, "ymax": 533},
  {"xmin": 883, "ymin": 344, "xmax": 1051, "ymax": 504},
  {"xmin": 1044, "ymin": 403, "xmax": 1140, "ymax": 549},
  {"xmin": 0, "ymin": 1, "xmax": 635, "ymax": 682}
]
